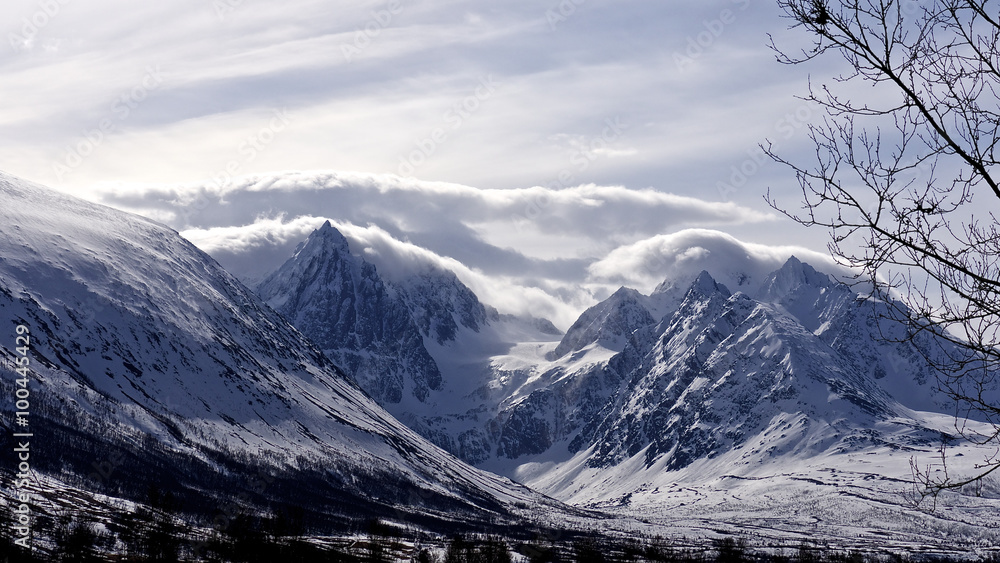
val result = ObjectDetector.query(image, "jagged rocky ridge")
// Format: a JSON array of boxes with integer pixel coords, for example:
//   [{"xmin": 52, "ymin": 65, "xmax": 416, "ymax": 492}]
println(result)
[
  {"xmin": 0, "ymin": 172, "xmax": 575, "ymax": 533},
  {"xmin": 494, "ymin": 256, "xmax": 998, "ymax": 510},
  {"xmin": 257, "ymin": 222, "xmax": 443, "ymax": 404},
  {"xmin": 257, "ymin": 224, "xmax": 982, "ymax": 487}
]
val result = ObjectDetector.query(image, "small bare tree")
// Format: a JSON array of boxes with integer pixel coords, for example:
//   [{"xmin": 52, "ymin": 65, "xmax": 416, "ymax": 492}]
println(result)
[{"xmin": 765, "ymin": 0, "xmax": 1000, "ymax": 494}]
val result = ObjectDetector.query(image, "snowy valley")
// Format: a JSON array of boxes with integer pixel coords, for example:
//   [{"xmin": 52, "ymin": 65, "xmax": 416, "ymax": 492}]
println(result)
[
  {"xmin": 0, "ymin": 171, "xmax": 998, "ymax": 559},
  {"xmin": 247, "ymin": 207, "xmax": 1000, "ymax": 554}
]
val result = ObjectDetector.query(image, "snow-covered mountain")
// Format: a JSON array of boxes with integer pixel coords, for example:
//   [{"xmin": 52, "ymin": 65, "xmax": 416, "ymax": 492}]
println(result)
[
  {"xmin": 548, "ymin": 287, "xmax": 654, "ymax": 360},
  {"xmin": 207, "ymin": 203, "xmax": 999, "ymax": 552},
  {"xmin": 446, "ymin": 256, "xmax": 997, "ymax": 553},
  {"xmin": 389, "ymin": 264, "xmax": 498, "ymax": 345},
  {"xmin": 491, "ymin": 257, "xmax": 998, "ymax": 507},
  {"xmin": 572, "ymin": 268, "xmax": 897, "ymax": 472},
  {"xmin": 257, "ymin": 222, "xmax": 443, "ymax": 404},
  {"xmin": 0, "ymin": 172, "xmax": 577, "ymax": 534},
  {"xmin": 257, "ymin": 222, "xmax": 993, "ymax": 481},
  {"xmin": 4, "ymin": 167, "xmax": 997, "ymax": 553}
]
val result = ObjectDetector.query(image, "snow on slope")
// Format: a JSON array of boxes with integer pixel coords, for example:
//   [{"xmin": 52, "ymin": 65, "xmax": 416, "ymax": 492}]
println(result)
[
  {"xmin": 522, "ymin": 423, "xmax": 1000, "ymax": 556},
  {"xmin": 498, "ymin": 264, "xmax": 1000, "ymax": 553},
  {"xmin": 256, "ymin": 221, "xmax": 443, "ymax": 405},
  {"xmin": 456, "ymin": 258, "xmax": 998, "ymax": 549},
  {"xmin": 0, "ymin": 171, "xmax": 574, "ymax": 530},
  {"xmin": 240, "ymin": 208, "xmax": 1000, "ymax": 552}
]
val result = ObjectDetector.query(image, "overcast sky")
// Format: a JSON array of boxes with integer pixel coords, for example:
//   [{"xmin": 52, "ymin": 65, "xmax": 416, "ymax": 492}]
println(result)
[{"xmin": 1, "ymin": 0, "xmax": 850, "ymax": 328}]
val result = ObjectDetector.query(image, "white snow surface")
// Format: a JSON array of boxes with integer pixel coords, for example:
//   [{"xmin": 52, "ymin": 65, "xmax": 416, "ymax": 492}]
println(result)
[
  {"xmin": 0, "ymin": 171, "xmax": 570, "ymax": 523},
  {"xmin": 246, "ymin": 217, "xmax": 1000, "ymax": 551},
  {"xmin": 10, "ymin": 167, "xmax": 997, "ymax": 552}
]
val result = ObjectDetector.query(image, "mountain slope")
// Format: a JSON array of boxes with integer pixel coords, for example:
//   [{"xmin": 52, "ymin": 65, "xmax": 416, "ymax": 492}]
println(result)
[
  {"xmin": 548, "ymin": 287, "xmax": 654, "ymax": 360},
  {"xmin": 389, "ymin": 265, "xmax": 497, "ymax": 345},
  {"xmin": 256, "ymin": 221, "xmax": 443, "ymax": 404},
  {"xmin": 572, "ymin": 270, "xmax": 898, "ymax": 472},
  {"xmin": 461, "ymin": 259, "xmax": 995, "ymax": 503},
  {"xmin": 755, "ymin": 256, "xmax": 952, "ymax": 413},
  {"xmin": 0, "ymin": 172, "xmax": 572, "ymax": 534}
]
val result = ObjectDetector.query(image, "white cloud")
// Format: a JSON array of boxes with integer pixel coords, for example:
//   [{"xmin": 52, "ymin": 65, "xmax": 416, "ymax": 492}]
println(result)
[
  {"xmin": 93, "ymin": 169, "xmax": 774, "ymax": 235},
  {"xmin": 181, "ymin": 215, "xmax": 327, "ymax": 286},
  {"xmin": 182, "ymin": 214, "xmax": 586, "ymax": 328},
  {"xmin": 0, "ymin": 0, "xmax": 851, "ymax": 329},
  {"xmin": 588, "ymin": 228, "xmax": 854, "ymax": 295},
  {"xmin": 151, "ymin": 174, "xmax": 847, "ymax": 330},
  {"xmin": 86, "ymin": 171, "xmax": 777, "ymax": 293}
]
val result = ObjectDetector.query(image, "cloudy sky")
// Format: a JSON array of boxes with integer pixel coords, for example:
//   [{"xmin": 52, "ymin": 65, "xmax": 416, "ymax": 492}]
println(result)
[{"xmin": 2, "ymin": 0, "xmax": 850, "ymax": 328}]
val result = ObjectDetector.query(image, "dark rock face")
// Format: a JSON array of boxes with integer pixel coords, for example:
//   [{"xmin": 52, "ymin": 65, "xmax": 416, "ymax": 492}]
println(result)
[
  {"xmin": 549, "ymin": 287, "xmax": 655, "ymax": 360},
  {"xmin": 390, "ymin": 267, "xmax": 497, "ymax": 345},
  {"xmin": 257, "ymin": 222, "xmax": 442, "ymax": 403}
]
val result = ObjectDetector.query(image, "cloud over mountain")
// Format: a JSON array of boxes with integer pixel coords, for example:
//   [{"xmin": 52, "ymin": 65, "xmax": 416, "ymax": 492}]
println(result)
[
  {"xmin": 89, "ymin": 171, "xmax": 814, "ymax": 328},
  {"xmin": 588, "ymin": 228, "xmax": 852, "ymax": 294}
]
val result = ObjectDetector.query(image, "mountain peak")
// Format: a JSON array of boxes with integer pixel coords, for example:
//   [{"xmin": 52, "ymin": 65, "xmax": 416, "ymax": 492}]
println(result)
[
  {"xmin": 610, "ymin": 286, "xmax": 642, "ymax": 301},
  {"xmin": 548, "ymin": 285, "xmax": 654, "ymax": 359},
  {"xmin": 780, "ymin": 255, "xmax": 826, "ymax": 282},
  {"xmin": 757, "ymin": 256, "xmax": 834, "ymax": 303},
  {"xmin": 285, "ymin": 221, "xmax": 352, "ymax": 269},
  {"xmin": 257, "ymin": 224, "xmax": 443, "ymax": 404},
  {"xmin": 309, "ymin": 220, "xmax": 350, "ymax": 249},
  {"xmin": 690, "ymin": 270, "xmax": 730, "ymax": 298}
]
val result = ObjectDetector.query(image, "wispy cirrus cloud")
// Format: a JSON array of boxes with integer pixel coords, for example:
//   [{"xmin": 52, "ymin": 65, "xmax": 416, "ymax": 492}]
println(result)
[
  {"xmin": 0, "ymin": 0, "xmax": 843, "ymax": 327},
  {"xmin": 1, "ymin": 0, "xmax": 822, "ymax": 218}
]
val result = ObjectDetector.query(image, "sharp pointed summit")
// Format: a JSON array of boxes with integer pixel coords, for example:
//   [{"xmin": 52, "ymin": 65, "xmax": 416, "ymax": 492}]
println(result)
[
  {"xmin": 548, "ymin": 286, "xmax": 654, "ymax": 360},
  {"xmin": 0, "ymin": 172, "xmax": 566, "ymax": 536},
  {"xmin": 257, "ymin": 222, "xmax": 443, "ymax": 404},
  {"xmin": 689, "ymin": 269, "xmax": 731, "ymax": 298}
]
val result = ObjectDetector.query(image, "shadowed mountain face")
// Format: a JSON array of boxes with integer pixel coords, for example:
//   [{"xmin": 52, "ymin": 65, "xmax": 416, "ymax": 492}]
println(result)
[
  {"xmin": 3, "ymin": 169, "xmax": 996, "ymax": 552},
  {"xmin": 256, "ymin": 219, "xmax": 985, "ymax": 494},
  {"xmin": 257, "ymin": 221, "xmax": 443, "ymax": 404},
  {"xmin": 548, "ymin": 287, "xmax": 655, "ymax": 360},
  {"xmin": 0, "ymin": 172, "xmax": 569, "ymax": 534}
]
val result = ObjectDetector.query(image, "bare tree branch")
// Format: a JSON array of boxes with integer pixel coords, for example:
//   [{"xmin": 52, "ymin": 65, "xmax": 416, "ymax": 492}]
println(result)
[{"xmin": 768, "ymin": 0, "xmax": 1000, "ymax": 495}]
